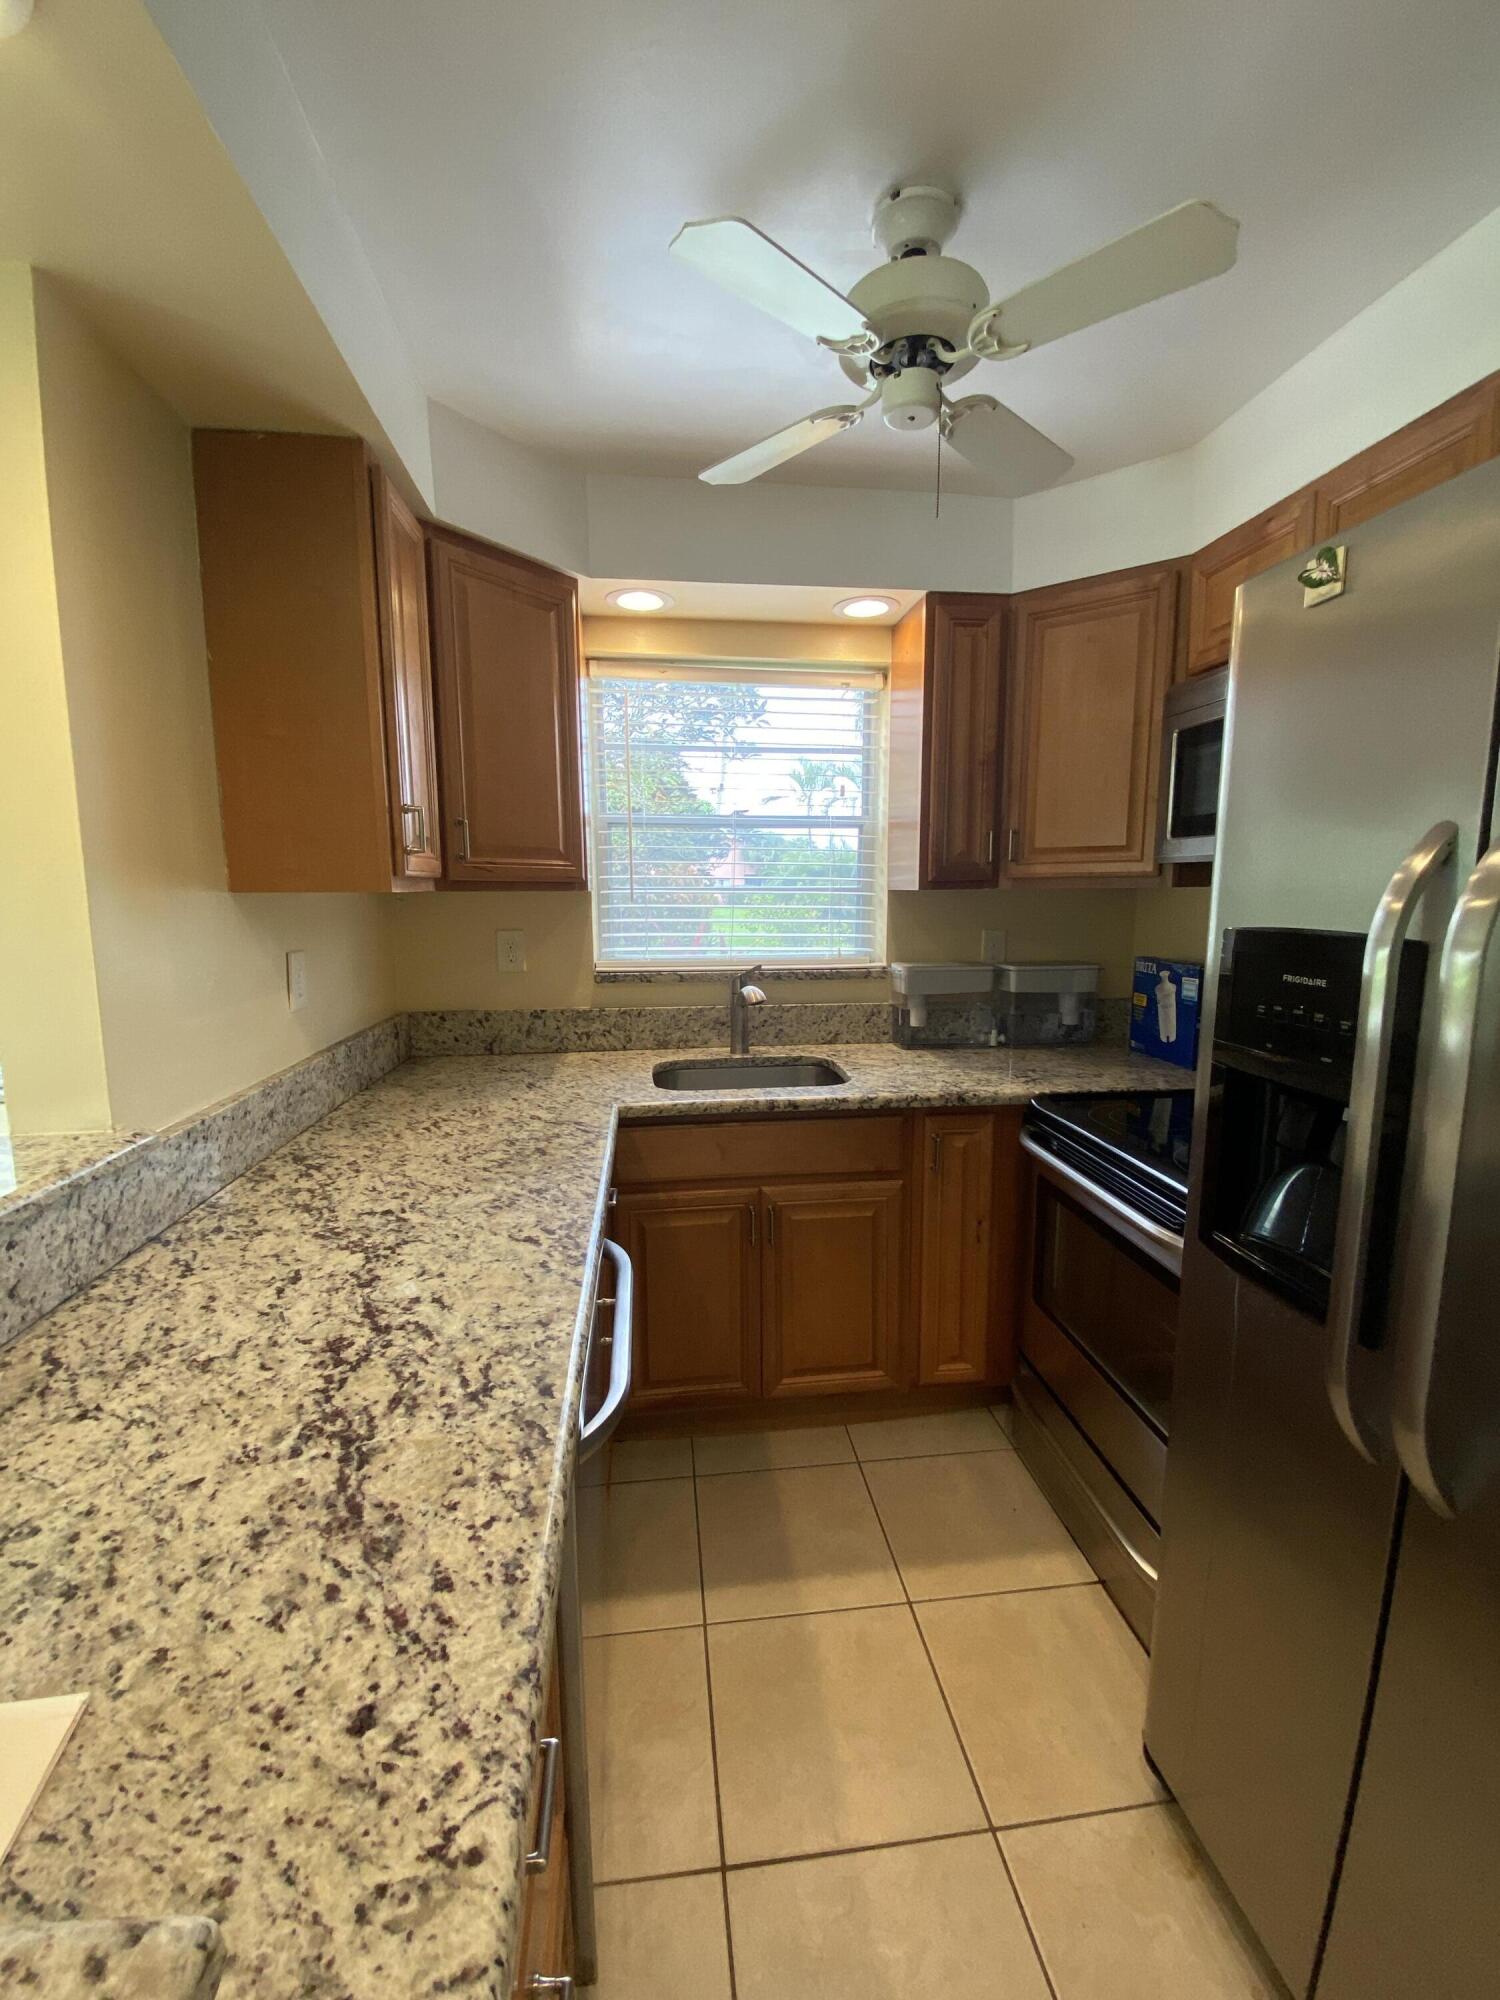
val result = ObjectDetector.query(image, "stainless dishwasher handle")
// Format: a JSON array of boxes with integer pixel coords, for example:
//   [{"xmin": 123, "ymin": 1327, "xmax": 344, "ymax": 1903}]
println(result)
[
  {"xmin": 1019, "ymin": 1131, "xmax": 1183, "ymax": 1279},
  {"xmin": 578, "ymin": 1238, "xmax": 633, "ymax": 1463},
  {"xmin": 1325, "ymin": 820, "xmax": 1456, "ymax": 1462},
  {"xmin": 524, "ymin": 1734, "xmax": 562, "ymax": 1874}
]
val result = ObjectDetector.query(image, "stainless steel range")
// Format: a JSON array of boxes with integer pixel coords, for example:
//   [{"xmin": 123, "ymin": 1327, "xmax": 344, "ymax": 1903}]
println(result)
[{"xmin": 1012, "ymin": 1089, "xmax": 1193, "ymax": 1645}]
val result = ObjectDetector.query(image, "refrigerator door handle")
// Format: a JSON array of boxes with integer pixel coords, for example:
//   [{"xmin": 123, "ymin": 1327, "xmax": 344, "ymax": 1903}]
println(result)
[
  {"xmin": 1391, "ymin": 841, "xmax": 1500, "ymax": 1516},
  {"xmin": 1326, "ymin": 820, "xmax": 1458, "ymax": 1460}
]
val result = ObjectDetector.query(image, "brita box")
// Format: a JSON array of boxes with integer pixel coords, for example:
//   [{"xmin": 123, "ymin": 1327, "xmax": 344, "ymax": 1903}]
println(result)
[{"xmin": 1131, "ymin": 956, "xmax": 1204, "ymax": 1070}]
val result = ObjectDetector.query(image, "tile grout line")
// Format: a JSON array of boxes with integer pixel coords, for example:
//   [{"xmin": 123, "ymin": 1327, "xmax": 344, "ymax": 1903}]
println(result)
[
  {"xmin": 593, "ymin": 1798, "xmax": 1176, "ymax": 1888},
  {"xmin": 856, "ymin": 1434, "xmax": 1062, "ymax": 2000},
  {"xmin": 689, "ymin": 1454, "xmax": 739, "ymax": 2000},
  {"xmin": 585, "ymin": 1574, "xmax": 1104, "ymax": 1645}
]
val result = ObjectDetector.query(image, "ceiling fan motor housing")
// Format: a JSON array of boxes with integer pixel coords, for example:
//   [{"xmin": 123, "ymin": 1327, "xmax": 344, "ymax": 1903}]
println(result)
[
  {"xmin": 880, "ymin": 367, "xmax": 942, "ymax": 430},
  {"xmin": 841, "ymin": 253, "xmax": 988, "ymax": 389}
]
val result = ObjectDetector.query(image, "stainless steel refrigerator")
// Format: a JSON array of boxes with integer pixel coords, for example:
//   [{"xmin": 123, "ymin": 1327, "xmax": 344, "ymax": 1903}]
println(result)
[{"xmin": 1146, "ymin": 454, "xmax": 1500, "ymax": 2000}]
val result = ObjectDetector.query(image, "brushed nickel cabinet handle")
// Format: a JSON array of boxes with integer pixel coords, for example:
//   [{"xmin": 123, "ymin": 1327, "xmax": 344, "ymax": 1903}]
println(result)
[
  {"xmin": 525, "ymin": 1735, "xmax": 562, "ymax": 1874},
  {"xmin": 456, "ymin": 815, "xmax": 472, "ymax": 861},
  {"xmin": 930, "ymin": 1132, "xmax": 942, "ymax": 1174},
  {"xmin": 749, "ymin": 1205, "xmax": 757, "ymax": 1247},
  {"xmin": 987, "ymin": 828, "xmax": 996, "ymax": 864},
  {"xmin": 1007, "ymin": 826, "xmax": 1020, "ymax": 863},
  {"xmin": 528, "ymin": 1979, "xmax": 573, "ymax": 1996}
]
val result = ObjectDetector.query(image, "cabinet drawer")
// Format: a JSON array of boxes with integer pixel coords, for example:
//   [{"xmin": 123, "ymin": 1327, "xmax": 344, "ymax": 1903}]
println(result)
[{"xmin": 615, "ymin": 1114, "xmax": 906, "ymax": 1188}]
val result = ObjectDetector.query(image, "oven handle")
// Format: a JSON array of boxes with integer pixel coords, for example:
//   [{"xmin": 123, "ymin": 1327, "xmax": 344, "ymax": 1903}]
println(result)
[
  {"xmin": 578, "ymin": 1238, "xmax": 633, "ymax": 1464},
  {"xmin": 1020, "ymin": 1131, "xmax": 1183, "ymax": 1279}
]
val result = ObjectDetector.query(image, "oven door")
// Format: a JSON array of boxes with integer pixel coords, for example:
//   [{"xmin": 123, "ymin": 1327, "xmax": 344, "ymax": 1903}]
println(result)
[
  {"xmin": 1157, "ymin": 668, "xmax": 1228, "ymax": 863},
  {"xmin": 1019, "ymin": 1139, "xmax": 1178, "ymax": 1521}
]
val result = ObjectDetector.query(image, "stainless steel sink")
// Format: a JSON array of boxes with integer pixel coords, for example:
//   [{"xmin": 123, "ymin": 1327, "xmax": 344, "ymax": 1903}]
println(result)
[{"xmin": 651, "ymin": 1056, "xmax": 849, "ymax": 1092}]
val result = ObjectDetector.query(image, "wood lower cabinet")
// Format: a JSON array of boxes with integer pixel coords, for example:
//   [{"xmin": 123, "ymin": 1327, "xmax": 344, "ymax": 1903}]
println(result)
[
  {"xmin": 1313, "ymin": 378, "xmax": 1500, "ymax": 539},
  {"xmin": 615, "ymin": 1112, "xmax": 1024, "ymax": 1413},
  {"xmin": 888, "ymin": 593, "xmax": 1006, "ymax": 889},
  {"xmin": 1184, "ymin": 489, "xmax": 1317, "ymax": 676},
  {"xmin": 762, "ymin": 1180, "xmax": 905, "ymax": 1397},
  {"xmin": 1004, "ymin": 564, "xmax": 1177, "ymax": 880},
  {"xmin": 616, "ymin": 1189, "xmax": 760, "ymax": 1406},
  {"xmin": 193, "ymin": 431, "xmax": 440, "ymax": 893},
  {"xmin": 427, "ymin": 528, "xmax": 587, "ymax": 888},
  {"xmin": 915, "ymin": 1112, "xmax": 997, "ymax": 1386}
]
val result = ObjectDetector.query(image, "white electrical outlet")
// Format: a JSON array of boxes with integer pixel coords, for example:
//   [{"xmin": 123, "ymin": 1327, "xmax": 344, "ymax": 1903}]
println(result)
[
  {"xmin": 496, "ymin": 930, "xmax": 527, "ymax": 973},
  {"xmin": 286, "ymin": 950, "xmax": 309, "ymax": 1012},
  {"xmin": 981, "ymin": 929, "xmax": 1007, "ymax": 964}
]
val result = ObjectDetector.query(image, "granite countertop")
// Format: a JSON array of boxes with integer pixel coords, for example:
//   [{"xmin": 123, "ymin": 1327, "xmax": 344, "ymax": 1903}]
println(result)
[
  {"xmin": 0, "ymin": 1915, "xmax": 224, "ymax": 1997},
  {"xmin": 0, "ymin": 1129, "xmax": 148, "ymax": 1208},
  {"xmin": 0, "ymin": 1041, "xmax": 1182, "ymax": 1997}
]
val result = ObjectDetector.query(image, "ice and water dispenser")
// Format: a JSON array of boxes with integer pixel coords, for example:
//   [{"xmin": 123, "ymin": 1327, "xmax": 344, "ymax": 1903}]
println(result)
[{"xmin": 1199, "ymin": 928, "xmax": 1425, "ymax": 1324}]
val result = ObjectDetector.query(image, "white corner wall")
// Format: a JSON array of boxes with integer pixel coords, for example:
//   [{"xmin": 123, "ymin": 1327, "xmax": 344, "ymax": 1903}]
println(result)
[
  {"xmin": 1012, "ymin": 205, "xmax": 1500, "ymax": 590},
  {"xmin": 428, "ymin": 400, "xmax": 591, "ymax": 575},
  {"xmin": 584, "ymin": 473, "xmax": 1012, "ymax": 593},
  {"xmin": 142, "ymin": 0, "xmax": 435, "ymax": 503}
]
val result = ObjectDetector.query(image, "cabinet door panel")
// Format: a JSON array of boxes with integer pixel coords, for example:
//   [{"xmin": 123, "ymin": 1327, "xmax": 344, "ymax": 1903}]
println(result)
[
  {"xmin": 372, "ymin": 468, "xmax": 442, "ymax": 881},
  {"xmin": 923, "ymin": 596, "xmax": 1005, "ymax": 886},
  {"xmin": 428, "ymin": 532, "xmax": 586, "ymax": 886},
  {"xmin": 1313, "ymin": 379, "xmax": 1500, "ymax": 539},
  {"xmin": 618, "ymin": 1190, "xmax": 760, "ymax": 1407},
  {"xmin": 1005, "ymin": 566, "xmax": 1176, "ymax": 879},
  {"xmin": 1185, "ymin": 490, "xmax": 1316, "ymax": 676},
  {"xmin": 916, "ymin": 1113, "xmax": 996, "ymax": 1385},
  {"xmin": 763, "ymin": 1181, "xmax": 904, "ymax": 1396}
]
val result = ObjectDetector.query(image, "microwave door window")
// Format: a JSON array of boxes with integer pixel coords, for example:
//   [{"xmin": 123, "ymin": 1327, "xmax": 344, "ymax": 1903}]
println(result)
[{"xmin": 1170, "ymin": 717, "xmax": 1224, "ymax": 842}]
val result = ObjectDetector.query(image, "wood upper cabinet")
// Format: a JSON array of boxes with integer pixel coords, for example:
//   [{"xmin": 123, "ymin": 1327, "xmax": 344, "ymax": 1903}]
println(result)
[
  {"xmin": 762, "ymin": 1180, "xmax": 904, "ymax": 1397},
  {"xmin": 888, "ymin": 593, "xmax": 1006, "ymax": 889},
  {"xmin": 1004, "ymin": 564, "xmax": 1177, "ymax": 880},
  {"xmin": 371, "ymin": 468, "xmax": 442, "ymax": 880},
  {"xmin": 193, "ymin": 431, "xmax": 439, "ymax": 893},
  {"xmin": 1184, "ymin": 489, "xmax": 1317, "ymax": 675},
  {"xmin": 426, "ymin": 529, "xmax": 586, "ymax": 887},
  {"xmin": 1312, "ymin": 378, "xmax": 1500, "ymax": 539},
  {"xmin": 616, "ymin": 1189, "xmax": 760, "ymax": 1406},
  {"xmin": 915, "ymin": 1112, "xmax": 997, "ymax": 1386}
]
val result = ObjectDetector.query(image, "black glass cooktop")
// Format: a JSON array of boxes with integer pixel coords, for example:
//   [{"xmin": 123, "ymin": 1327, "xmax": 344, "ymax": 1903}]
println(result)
[{"xmin": 1025, "ymin": 1090, "xmax": 1195, "ymax": 1230}]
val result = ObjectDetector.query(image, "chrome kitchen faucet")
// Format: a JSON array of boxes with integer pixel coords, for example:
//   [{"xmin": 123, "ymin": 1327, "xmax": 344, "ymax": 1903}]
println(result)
[{"xmin": 729, "ymin": 964, "xmax": 767, "ymax": 1055}]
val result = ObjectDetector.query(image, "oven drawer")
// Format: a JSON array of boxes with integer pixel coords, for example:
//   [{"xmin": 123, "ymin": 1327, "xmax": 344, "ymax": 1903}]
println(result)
[{"xmin": 1021, "ymin": 1300, "xmax": 1168, "ymax": 1524}]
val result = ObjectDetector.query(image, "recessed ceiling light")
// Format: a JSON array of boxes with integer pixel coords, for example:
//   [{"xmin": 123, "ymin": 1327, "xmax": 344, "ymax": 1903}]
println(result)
[
  {"xmin": 606, "ymin": 587, "xmax": 675, "ymax": 613},
  {"xmin": 835, "ymin": 595, "xmax": 896, "ymax": 620}
]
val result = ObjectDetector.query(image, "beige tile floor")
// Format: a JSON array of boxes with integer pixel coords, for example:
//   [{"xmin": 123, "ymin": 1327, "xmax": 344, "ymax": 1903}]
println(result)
[{"xmin": 580, "ymin": 1404, "xmax": 1287, "ymax": 1999}]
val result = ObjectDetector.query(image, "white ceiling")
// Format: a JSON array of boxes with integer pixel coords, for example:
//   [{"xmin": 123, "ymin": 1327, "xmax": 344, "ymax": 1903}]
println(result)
[{"xmin": 257, "ymin": 0, "xmax": 1500, "ymax": 496}]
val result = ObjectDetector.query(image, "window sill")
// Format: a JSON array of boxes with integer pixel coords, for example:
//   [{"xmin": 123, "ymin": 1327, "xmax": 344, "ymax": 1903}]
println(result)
[{"xmin": 593, "ymin": 964, "xmax": 889, "ymax": 985}]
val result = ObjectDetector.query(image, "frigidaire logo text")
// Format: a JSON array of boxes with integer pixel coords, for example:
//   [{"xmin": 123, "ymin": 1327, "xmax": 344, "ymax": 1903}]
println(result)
[{"xmin": 1282, "ymin": 974, "xmax": 1329, "ymax": 988}]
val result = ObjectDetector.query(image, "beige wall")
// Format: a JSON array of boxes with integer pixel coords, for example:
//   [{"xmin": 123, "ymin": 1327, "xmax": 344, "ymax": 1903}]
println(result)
[
  {"xmin": 1130, "ymin": 882, "xmax": 1213, "ymax": 968},
  {"xmin": 20, "ymin": 276, "xmax": 395, "ymax": 1134},
  {"xmin": 391, "ymin": 615, "xmax": 1153, "ymax": 1011},
  {"xmin": 0, "ymin": 267, "xmax": 113, "ymax": 1135}
]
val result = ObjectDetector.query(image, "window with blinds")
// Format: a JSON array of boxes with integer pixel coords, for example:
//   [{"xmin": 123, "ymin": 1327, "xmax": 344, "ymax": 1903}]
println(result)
[{"xmin": 584, "ymin": 660, "xmax": 888, "ymax": 968}]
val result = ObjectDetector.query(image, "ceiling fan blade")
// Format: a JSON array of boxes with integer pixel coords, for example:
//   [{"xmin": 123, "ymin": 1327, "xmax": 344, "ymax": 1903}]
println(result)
[
  {"xmin": 671, "ymin": 217, "xmax": 868, "ymax": 345},
  {"xmin": 942, "ymin": 396, "xmax": 1073, "ymax": 496},
  {"xmin": 699, "ymin": 404, "xmax": 867, "ymax": 486},
  {"xmin": 972, "ymin": 200, "xmax": 1240, "ymax": 356}
]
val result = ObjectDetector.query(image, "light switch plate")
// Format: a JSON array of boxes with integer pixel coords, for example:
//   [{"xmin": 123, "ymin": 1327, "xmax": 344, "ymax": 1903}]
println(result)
[
  {"xmin": 496, "ymin": 930, "xmax": 527, "ymax": 973},
  {"xmin": 286, "ymin": 950, "xmax": 309, "ymax": 1012},
  {"xmin": 981, "ymin": 929, "xmax": 1006, "ymax": 964}
]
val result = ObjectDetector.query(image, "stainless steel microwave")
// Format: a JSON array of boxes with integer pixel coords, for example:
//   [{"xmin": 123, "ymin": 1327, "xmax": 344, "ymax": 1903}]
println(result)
[{"xmin": 1157, "ymin": 666, "xmax": 1228, "ymax": 863}]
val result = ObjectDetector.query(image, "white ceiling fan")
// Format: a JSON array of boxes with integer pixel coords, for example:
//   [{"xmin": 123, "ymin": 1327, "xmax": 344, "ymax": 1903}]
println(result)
[{"xmin": 671, "ymin": 185, "xmax": 1239, "ymax": 495}]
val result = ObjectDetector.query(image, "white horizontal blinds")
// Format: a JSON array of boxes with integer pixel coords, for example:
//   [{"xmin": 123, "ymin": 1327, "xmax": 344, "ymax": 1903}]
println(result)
[{"xmin": 586, "ymin": 660, "xmax": 888, "ymax": 967}]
